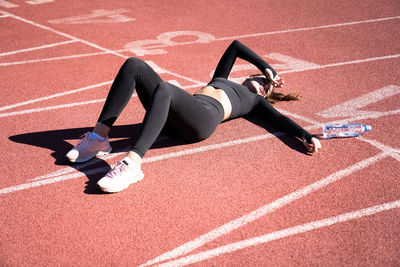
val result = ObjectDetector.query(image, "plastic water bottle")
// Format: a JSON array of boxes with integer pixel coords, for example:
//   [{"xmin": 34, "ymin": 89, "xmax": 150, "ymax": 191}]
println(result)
[{"xmin": 323, "ymin": 123, "xmax": 372, "ymax": 138}]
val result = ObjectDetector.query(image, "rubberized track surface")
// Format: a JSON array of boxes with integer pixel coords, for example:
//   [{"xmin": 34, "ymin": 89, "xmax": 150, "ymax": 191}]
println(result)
[{"xmin": 1, "ymin": 0, "xmax": 399, "ymax": 266}]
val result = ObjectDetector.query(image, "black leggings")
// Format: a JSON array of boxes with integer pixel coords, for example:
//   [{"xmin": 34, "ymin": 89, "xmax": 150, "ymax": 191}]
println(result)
[{"xmin": 97, "ymin": 58, "xmax": 224, "ymax": 158}]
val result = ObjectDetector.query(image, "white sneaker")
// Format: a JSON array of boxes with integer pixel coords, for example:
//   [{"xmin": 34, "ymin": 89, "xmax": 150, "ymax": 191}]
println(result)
[
  {"xmin": 97, "ymin": 158, "xmax": 144, "ymax": 193},
  {"xmin": 66, "ymin": 132, "xmax": 112, "ymax": 163}
]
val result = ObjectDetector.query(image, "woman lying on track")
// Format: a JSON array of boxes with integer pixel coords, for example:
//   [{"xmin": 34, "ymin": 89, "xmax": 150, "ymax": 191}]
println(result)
[{"xmin": 66, "ymin": 40, "xmax": 321, "ymax": 193}]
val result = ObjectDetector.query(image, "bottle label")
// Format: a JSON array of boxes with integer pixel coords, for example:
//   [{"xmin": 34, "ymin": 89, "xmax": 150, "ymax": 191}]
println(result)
[{"xmin": 324, "ymin": 123, "xmax": 364, "ymax": 138}]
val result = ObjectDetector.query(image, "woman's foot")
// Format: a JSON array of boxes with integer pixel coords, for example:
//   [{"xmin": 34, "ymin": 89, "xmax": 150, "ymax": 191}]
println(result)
[
  {"xmin": 97, "ymin": 157, "xmax": 144, "ymax": 193},
  {"xmin": 66, "ymin": 132, "xmax": 112, "ymax": 163}
]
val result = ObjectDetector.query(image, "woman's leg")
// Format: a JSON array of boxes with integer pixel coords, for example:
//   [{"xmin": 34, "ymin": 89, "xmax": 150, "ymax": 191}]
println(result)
[
  {"xmin": 66, "ymin": 58, "xmax": 163, "ymax": 163},
  {"xmin": 96, "ymin": 57, "xmax": 163, "ymax": 131},
  {"xmin": 130, "ymin": 82, "xmax": 222, "ymax": 158},
  {"xmin": 97, "ymin": 81, "xmax": 221, "ymax": 192}
]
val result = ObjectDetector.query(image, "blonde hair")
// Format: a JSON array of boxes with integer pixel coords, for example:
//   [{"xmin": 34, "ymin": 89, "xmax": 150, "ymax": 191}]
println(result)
[{"xmin": 247, "ymin": 74, "xmax": 300, "ymax": 104}]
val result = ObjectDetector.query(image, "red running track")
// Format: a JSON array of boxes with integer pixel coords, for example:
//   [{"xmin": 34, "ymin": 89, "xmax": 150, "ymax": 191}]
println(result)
[{"xmin": 1, "ymin": 0, "xmax": 399, "ymax": 266}]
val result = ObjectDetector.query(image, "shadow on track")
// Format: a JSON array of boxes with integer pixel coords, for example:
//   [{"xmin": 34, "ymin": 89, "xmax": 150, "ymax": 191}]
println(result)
[
  {"xmin": 243, "ymin": 114, "xmax": 316, "ymax": 155},
  {"xmin": 9, "ymin": 115, "xmax": 316, "ymax": 194},
  {"xmin": 9, "ymin": 124, "xmax": 187, "ymax": 194}
]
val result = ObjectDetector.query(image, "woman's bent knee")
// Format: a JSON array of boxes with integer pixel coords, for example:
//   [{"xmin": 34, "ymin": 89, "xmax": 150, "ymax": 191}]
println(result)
[
  {"xmin": 125, "ymin": 57, "xmax": 144, "ymax": 64},
  {"xmin": 124, "ymin": 57, "xmax": 146, "ymax": 69}
]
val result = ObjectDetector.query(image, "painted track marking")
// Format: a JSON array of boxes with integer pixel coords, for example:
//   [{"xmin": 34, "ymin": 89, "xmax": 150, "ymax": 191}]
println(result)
[
  {"xmin": 157, "ymin": 199, "xmax": 400, "ymax": 267},
  {"xmin": 0, "ymin": 40, "xmax": 77, "ymax": 57},
  {"xmin": 1, "ymin": 16, "xmax": 398, "ymax": 67},
  {"xmin": 1, "ymin": 54, "xmax": 398, "ymax": 118},
  {"xmin": 0, "ymin": 81, "xmax": 113, "ymax": 112},
  {"xmin": 121, "ymin": 16, "xmax": 400, "ymax": 53},
  {"xmin": 1, "ymin": 10, "xmax": 397, "ymax": 120},
  {"xmin": 0, "ymin": 10, "xmax": 127, "ymax": 58},
  {"xmin": 1, "ymin": 76, "xmax": 399, "ymax": 194},
  {"xmin": 0, "ymin": 84, "xmax": 200, "ymax": 118},
  {"xmin": 1, "ymin": 7, "xmax": 398, "ymax": 266},
  {"xmin": 0, "ymin": 131, "xmax": 285, "ymax": 194},
  {"xmin": 317, "ymin": 85, "xmax": 400, "ymax": 118},
  {"xmin": 1, "ymin": 108, "xmax": 398, "ymax": 195},
  {"xmin": 141, "ymin": 152, "xmax": 389, "ymax": 266},
  {"xmin": 217, "ymin": 16, "xmax": 400, "ymax": 41},
  {"xmin": 0, "ymin": 50, "xmax": 114, "ymax": 67}
]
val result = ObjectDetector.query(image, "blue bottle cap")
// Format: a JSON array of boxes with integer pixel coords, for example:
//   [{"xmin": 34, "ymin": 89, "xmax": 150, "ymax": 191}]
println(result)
[{"xmin": 365, "ymin": 125, "xmax": 372, "ymax": 131}]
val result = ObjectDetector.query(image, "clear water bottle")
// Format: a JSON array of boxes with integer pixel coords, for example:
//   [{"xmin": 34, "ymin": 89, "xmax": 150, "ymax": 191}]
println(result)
[{"xmin": 323, "ymin": 123, "xmax": 372, "ymax": 138}]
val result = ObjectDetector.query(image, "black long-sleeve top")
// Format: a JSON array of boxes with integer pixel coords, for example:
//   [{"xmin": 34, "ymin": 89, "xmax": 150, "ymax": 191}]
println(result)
[{"xmin": 208, "ymin": 40, "xmax": 312, "ymax": 143}]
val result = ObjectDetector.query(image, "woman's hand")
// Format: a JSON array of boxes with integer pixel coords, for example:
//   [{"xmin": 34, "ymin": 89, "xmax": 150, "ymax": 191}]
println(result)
[
  {"xmin": 264, "ymin": 68, "xmax": 284, "ymax": 87},
  {"xmin": 302, "ymin": 137, "xmax": 321, "ymax": 153}
]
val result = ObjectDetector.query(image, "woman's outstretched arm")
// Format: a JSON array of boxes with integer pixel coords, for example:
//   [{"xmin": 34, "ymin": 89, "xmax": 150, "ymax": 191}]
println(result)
[
  {"xmin": 212, "ymin": 40, "xmax": 277, "ymax": 80},
  {"xmin": 253, "ymin": 95, "xmax": 321, "ymax": 153}
]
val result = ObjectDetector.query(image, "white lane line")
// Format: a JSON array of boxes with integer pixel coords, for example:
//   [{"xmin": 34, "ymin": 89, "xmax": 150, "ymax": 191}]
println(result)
[
  {"xmin": 2, "ymin": 94, "xmax": 398, "ymax": 193},
  {"xmin": 0, "ymin": 84, "xmax": 201, "ymax": 118},
  {"xmin": 1, "ymin": 53, "xmax": 398, "ymax": 119},
  {"xmin": 1, "ymin": 9, "xmax": 396, "ymax": 264},
  {"xmin": 0, "ymin": 40, "xmax": 77, "ymax": 57},
  {"xmin": 0, "ymin": 131, "xmax": 284, "ymax": 194},
  {"xmin": 0, "ymin": 10, "xmax": 206, "ymax": 88},
  {"xmin": 162, "ymin": 69, "xmax": 205, "ymax": 87},
  {"xmin": 0, "ymin": 166, "xmax": 111, "ymax": 195},
  {"xmin": 140, "ymin": 151, "xmax": 388, "ymax": 266},
  {"xmin": 2, "ymin": 87, "xmax": 398, "ymax": 193},
  {"xmin": 20, "ymin": 111, "xmax": 338, "ymax": 184},
  {"xmin": 0, "ymin": 50, "xmax": 112, "ymax": 67},
  {"xmin": 357, "ymin": 136, "xmax": 400, "ymax": 162},
  {"xmin": 122, "ymin": 16, "xmax": 400, "ymax": 51},
  {"xmin": 216, "ymin": 16, "xmax": 400, "ymax": 42},
  {"xmin": 0, "ymin": 81, "xmax": 113, "ymax": 112},
  {"xmin": 319, "ymin": 109, "xmax": 400, "ymax": 127},
  {"xmin": 277, "ymin": 108, "xmax": 324, "ymax": 127},
  {"xmin": 2, "ymin": 8, "xmax": 396, "ymax": 262},
  {"xmin": 0, "ymin": 98, "xmax": 107, "ymax": 118},
  {"xmin": 0, "ymin": 10, "xmax": 127, "ymax": 58},
  {"xmin": 159, "ymin": 199, "xmax": 400, "ymax": 267},
  {"xmin": 280, "ymin": 54, "xmax": 400, "ymax": 75},
  {"xmin": 0, "ymin": 1, "xmax": 16, "ymax": 9},
  {"xmin": 0, "ymin": 15, "xmax": 397, "ymax": 67},
  {"xmin": 1, "ymin": 12, "xmax": 397, "ymax": 119},
  {"xmin": 316, "ymin": 85, "xmax": 400, "ymax": 118}
]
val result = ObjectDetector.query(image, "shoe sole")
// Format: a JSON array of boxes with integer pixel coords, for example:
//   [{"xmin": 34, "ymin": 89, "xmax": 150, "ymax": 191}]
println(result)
[
  {"xmin": 97, "ymin": 172, "xmax": 144, "ymax": 193},
  {"xmin": 70, "ymin": 146, "xmax": 112, "ymax": 163}
]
